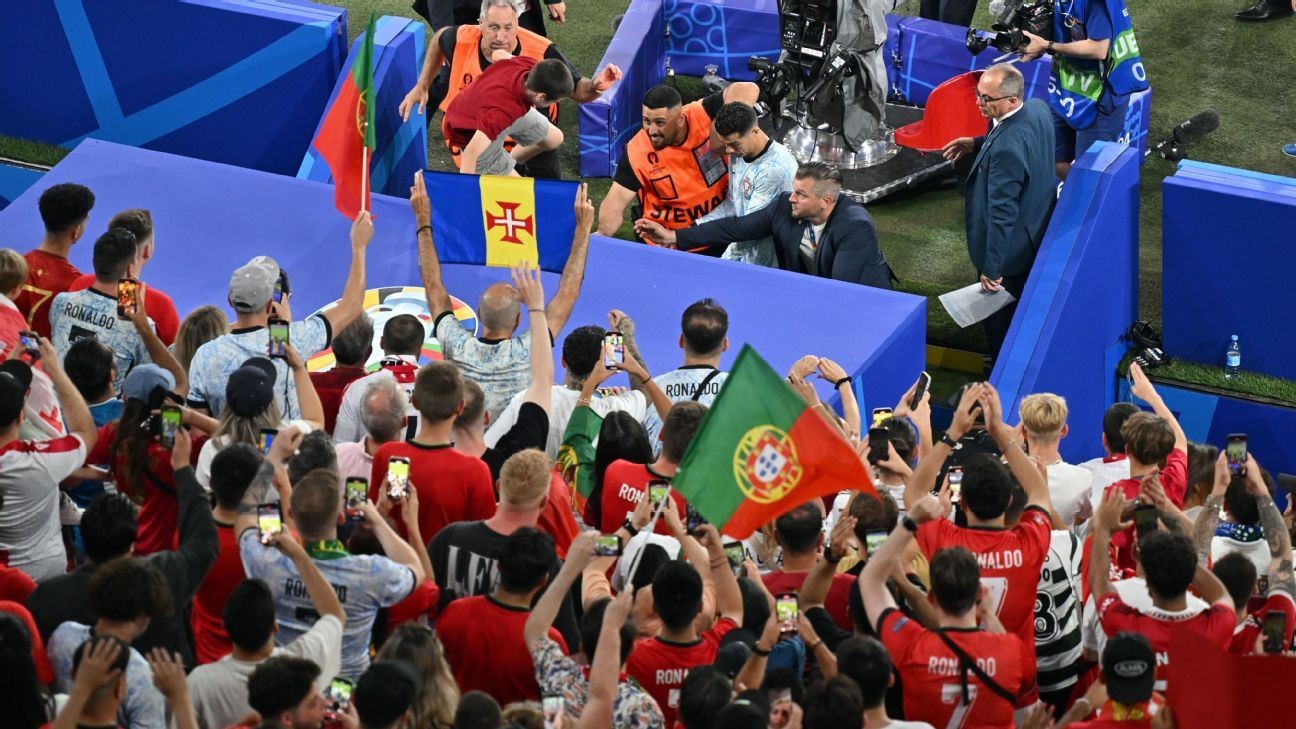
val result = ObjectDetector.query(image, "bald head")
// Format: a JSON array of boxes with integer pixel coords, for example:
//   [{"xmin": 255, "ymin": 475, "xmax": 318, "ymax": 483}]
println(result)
[
  {"xmin": 976, "ymin": 64, "xmax": 1024, "ymax": 120},
  {"xmin": 479, "ymin": 282, "xmax": 521, "ymax": 333}
]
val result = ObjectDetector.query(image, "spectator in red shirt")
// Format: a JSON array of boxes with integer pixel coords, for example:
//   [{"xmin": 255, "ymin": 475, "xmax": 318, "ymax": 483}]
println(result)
[
  {"xmin": 436, "ymin": 527, "xmax": 569, "ymax": 705},
  {"xmin": 191, "ymin": 443, "xmax": 263, "ymax": 664},
  {"xmin": 860, "ymin": 494, "xmax": 1029, "ymax": 729},
  {"xmin": 626, "ymin": 523, "xmax": 744, "ymax": 727},
  {"xmin": 65, "ymin": 209, "xmax": 180, "ymax": 346},
  {"xmin": 371, "ymin": 361, "xmax": 495, "ymax": 544},
  {"xmin": 1199, "ymin": 453, "xmax": 1296, "ymax": 655},
  {"xmin": 310, "ymin": 314, "xmax": 373, "ymax": 436},
  {"xmin": 598, "ymin": 400, "xmax": 706, "ymax": 536},
  {"xmin": 1090, "ymin": 489, "xmax": 1235, "ymax": 692},
  {"xmin": 15, "ymin": 183, "xmax": 95, "ymax": 337},
  {"xmin": 1056, "ymin": 632, "xmax": 1165, "ymax": 728},
  {"xmin": 762, "ymin": 502, "xmax": 856, "ymax": 631}
]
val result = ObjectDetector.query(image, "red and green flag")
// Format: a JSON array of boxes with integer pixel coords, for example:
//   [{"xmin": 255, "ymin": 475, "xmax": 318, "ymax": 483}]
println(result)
[
  {"xmin": 557, "ymin": 405, "xmax": 603, "ymax": 510},
  {"xmin": 312, "ymin": 11, "xmax": 377, "ymax": 220},
  {"xmin": 672, "ymin": 345, "xmax": 876, "ymax": 538}
]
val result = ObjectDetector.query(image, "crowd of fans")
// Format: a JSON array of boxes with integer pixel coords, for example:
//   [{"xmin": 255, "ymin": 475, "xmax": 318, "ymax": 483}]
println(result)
[{"xmin": 2, "ymin": 171, "xmax": 1290, "ymax": 729}]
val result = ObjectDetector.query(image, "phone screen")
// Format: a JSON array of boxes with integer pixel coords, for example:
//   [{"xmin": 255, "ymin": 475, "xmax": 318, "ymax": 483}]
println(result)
[
  {"xmin": 593, "ymin": 534, "xmax": 622, "ymax": 557},
  {"xmin": 775, "ymin": 593, "xmax": 798, "ymax": 632},
  {"xmin": 1263, "ymin": 611, "xmax": 1288, "ymax": 654},
  {"xmin": 159, "ymin": 406, "xmax": 182, "ymax": 449},
  {"xmin": 603, "ymin": 333, "xmax": 624, "ymax": 368},
  {"xmin": 257, "ymin": 503, "xmax": 282, "ymax": 545},
  {"xmin": 542, "ymin": 696, "xmax": 565, "ymax": 729},
  {"xmin": 345, "ymin": 478, "xmax": 368, "ymax": 518},
  {"xmin": 327, "ymin": 678, "xmax": 353, "ymax": 711},
  {"xmin": 648, "ymin": 482, "xmax": 670, "ymax": 507},
  {"xmin": 867, "ymin": 427, "xmax": 890, "ymax": 463},
  {"xmin": 723, "ymin": 541, "xmax": 744, "ymax": 573},
  {"xmin": 864, "ymin": 530, "xmax": 888, "ymax": 555},
  {"xmin": 872, "ymin": 408, "xmax": 893, "ymax": 427},
  {"xmin": 18, "ymin": 330, "xmax": 39, "ymax": 352},
  {"xmin": 387, "ymin": 457, "xmax": 410, "ymax": 499},
  {"xmin": 260, "ymin": 428, "xmax": 277, "ymax": 455},
  {"xmin": 949, "ymin": 467, "xmax": 963, "ymax": 502},
  {"xmin": 1226, "ymin": 434, "xmax": 1248, "ymax": 475},
  {"xmin": 117, "ymin": 278, "xmax": 138, "ymax": 316},
  {"xmin": 268, "ymin": 320, "xmax": 290, "ymax": 358},
  {"xmin": 1134, "ymin": 504, "xmax": 1159, "ymax": 538},
  {"xmin": 909, "ymin": 372, "xmax": 931, "ymax": 411}
]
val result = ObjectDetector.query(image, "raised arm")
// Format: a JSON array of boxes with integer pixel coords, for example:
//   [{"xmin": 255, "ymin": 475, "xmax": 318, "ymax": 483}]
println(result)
[
  {"xmin": 147, "ymin": 649, "xmax": 199, "ymax": 729},
  {"xmin": 862, "ymin": 496, "xmax": 945, "ymax": 628},
  {"xmin": 981, "ymin": 383, "xmax": 1051, "ymax": 511},
  {"xmin": 361, "ymin": 498, "xmax": 426, "ymax": 583},
  {"xmin": 514, "ymin": 264, "xmax": 554, "ymax": 413},
  {"xmin": 817, "ymin": 358, "xmax": 860, "ymax": 435},
  {"xmin": 321, "ymin": 212, "xmax": 373, "ymax": 334},
  {"xmin": 36, "ymin": 336, "xmax": 95, "ymax": 451},
  {"xmin": 411, "ymin": 172, "xmax": 454, "ymax": 320},
  {"xmin": 1128, "ymin": 362, "xmax": 1187, "ymax": 453},
  {"xmin": 1192, "ymin": 454, "xmax": 1231, "ymax": 567},
  {"xmin": 164, "ymin": 428, "xmax": 220, "ymax": 588},
  {"xmin": 399, "ymin": 27, "xmax": 450, "ymax": 121},
  {"xmin": 1248, "ymin": 454, "xmax": 1295, "ymax": 598},
  {"xmin": 526, "ymin": 532, "xmax": 594, "ymax": 646},
  {"xmin": 907, "ymin": 384, "xmax": 982, "ymax": 509},
  {"xmin": 571, "ymin": 65, "xmax": 622, "ymax": 103},
  {"xmin": 698, "ymin": 524, "xmax": 743, "ymax": 623},
  {"xmin": 125, "ymin": 291, "xmax": 188, "ymax": 396},
  {"xmin": 893, "ymin": 377, "xmax": 934, "ymax": 459},
  {"xmin": 578, "ymin": 590, "xmax": 634, "ymax": 729},
  {"xmin": 803, "ymin": 514, "xmax": 856, "ymax": 609},
  {"xmin": 393, "ymin": 484, "xmax": 435, "ymax": 586},
  {"xmin": 286, "ymin": 344, "xmax": 324, "ymax": 430},
  {"xmin": 1089, "ymin": 489, "xmax": 1127, "ymax": 600},
  {"xmin": 545, "ymin": 184, "xmax": 593, "ymax": 335}
]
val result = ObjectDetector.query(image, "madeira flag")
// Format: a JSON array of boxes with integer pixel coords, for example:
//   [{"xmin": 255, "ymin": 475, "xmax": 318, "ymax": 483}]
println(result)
[
  {"xmin": 422, "ymin": 170, "xmax": 578, "ymax": 273},
  {"xmin": 313, "ymin": 12, "xmax": 376, "ymax": 220},
  {"xmin": 672, "ymin": 345, "xmax": 876, "ymax": 538}
]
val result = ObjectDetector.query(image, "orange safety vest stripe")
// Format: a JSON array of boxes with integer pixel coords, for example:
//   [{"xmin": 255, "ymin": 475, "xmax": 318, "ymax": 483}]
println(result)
[{"xmin": 625, "ymin": 102, "xmax": 729, "ymax": 231}]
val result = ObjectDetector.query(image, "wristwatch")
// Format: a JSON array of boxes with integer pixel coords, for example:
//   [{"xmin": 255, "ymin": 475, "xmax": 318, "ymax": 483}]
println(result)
[
  {"xmin": 1046, "ymin": 40, "xmax": 1055, "ymax": 54},
  {"xmin": 622, "ymin": 518, "xmax": 640, "ymax": 537},
  {"xmin": 901, "ymin": 516, "xmax": 920, "ymax": 533},
  {"xmin": 939, "ymin": 432, "xmax": 959, "ymax": 449}
]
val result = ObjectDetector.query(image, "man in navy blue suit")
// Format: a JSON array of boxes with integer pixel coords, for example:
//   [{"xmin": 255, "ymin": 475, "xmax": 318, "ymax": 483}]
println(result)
[{"xmin": 943, "ymin": 64, "xmax": 1056, "ymax": 359}]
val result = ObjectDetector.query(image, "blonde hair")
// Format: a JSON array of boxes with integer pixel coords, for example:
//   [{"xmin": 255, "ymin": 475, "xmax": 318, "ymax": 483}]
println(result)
[
  {"xmin": 375, "ymin": 625, "xmax": 460, "ymax": 729},
  {"xmin": 173, "ymin": 305, "xmax": 229, "ymax": 375},
  {"xmin": 0, "ymin": 249, "xmax": 27, "ymax": 298},
  {"xmin": 499, "ymin": 449, "xmax": 551, "ymax": 509},
  {"xmin": 1019, "ymin": 393, "xmax": 1068, "ymax": 443}
]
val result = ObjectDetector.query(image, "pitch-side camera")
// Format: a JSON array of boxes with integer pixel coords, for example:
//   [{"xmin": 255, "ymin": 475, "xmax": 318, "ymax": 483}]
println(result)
[{"xmin": 965, "ymin": 0, "xmax": 1053, "ymax": 54}]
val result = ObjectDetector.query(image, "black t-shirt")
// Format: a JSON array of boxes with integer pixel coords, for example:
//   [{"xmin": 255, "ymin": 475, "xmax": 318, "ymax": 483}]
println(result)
[
  {"xmin": 482, "ymin": 401, "xmax": 549, "ymax": 481},
  {"xmin": 432, "ymin": 26, "xmax": 580, "ymax": 95},
  {"xmin": 429, "ymin": 520, "xmax": 580, "ymax": 649},
  {"xmin": 613, "ymin": 91, "xmax": 726, "ymax": 191}
]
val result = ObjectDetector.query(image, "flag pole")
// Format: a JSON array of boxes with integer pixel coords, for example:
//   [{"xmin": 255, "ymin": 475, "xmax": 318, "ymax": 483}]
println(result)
[{"xmin": 360, "ymin": 125, "xmax": 369, "ymax": 215}]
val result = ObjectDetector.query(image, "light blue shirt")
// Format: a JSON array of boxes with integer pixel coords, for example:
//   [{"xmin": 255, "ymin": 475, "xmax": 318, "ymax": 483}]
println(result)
[
  {"xmin": 642, "ymin": 366, "xmax": 728, "ymax": 454},
  {"xmin": 48, "ymin": 622, "xmax": 166, "ymax": 729},
  {"xmin": 187, "ymin": 316, "xmax": 329, "ymax": 419},
  {"xmin": 49, "ymin": 288, "xmax": 155, "ymax": 393},
  {"xmin": 698, "ymin": 139, "xmax": 799, "ymax": 268},
  {"xmin": 435, "ymin": 311, "xmax": 532, "ymax": 421}
]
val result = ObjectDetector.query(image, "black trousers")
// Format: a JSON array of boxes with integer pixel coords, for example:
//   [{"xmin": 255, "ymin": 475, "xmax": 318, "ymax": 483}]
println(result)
[
  {"xmin": 920, "ymin": 0, "xmax": 978, "ymax": 26},
  {"xmin": 982, "ymin": 270, "xmax": 1029, "ymax": 360}
]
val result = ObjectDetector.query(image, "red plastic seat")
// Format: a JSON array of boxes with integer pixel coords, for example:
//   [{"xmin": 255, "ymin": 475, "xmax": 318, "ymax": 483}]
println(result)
[{"xmin": 894, "ymin": 71, "xmax": 990, "ymax": 152}]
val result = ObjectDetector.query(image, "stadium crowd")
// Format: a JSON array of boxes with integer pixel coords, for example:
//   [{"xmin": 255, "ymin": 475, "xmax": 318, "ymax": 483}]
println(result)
[{"xmin": 0, "ymin": 0, "xmax": 1287, "ymax": 728}]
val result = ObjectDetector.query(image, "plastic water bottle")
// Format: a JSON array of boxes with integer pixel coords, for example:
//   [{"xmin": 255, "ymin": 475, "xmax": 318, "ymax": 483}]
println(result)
[{"xmin": 1225, "ymin": 335, "xmax": 1241, "ymax": 379}]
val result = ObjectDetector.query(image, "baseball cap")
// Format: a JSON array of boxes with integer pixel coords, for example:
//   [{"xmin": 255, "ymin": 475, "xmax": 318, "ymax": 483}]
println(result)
[
  {"xmin": 0, "ymin": 360, "xmax": 33, "ymax": 429},
  {"xmin": 228, "ymin": 256, "xmax": 280, "ymax": 313},
  {"xmin": 714, "ymin": 698, "xmax": 768, "ymax": 729},
  {"xmin": 225, "ymin": 357, "xmax": 277, "ymax": 418},
  {"xmin": 122, "ymin": 364, "xmax": 176, "ymax": 406},
  {"xmin": 1102, "ymin": 632, "xmax": 1156, "ymax": 705},
  {"xmin": 354, "ymin": 660, "xmax": 420, "ymax": 728}
]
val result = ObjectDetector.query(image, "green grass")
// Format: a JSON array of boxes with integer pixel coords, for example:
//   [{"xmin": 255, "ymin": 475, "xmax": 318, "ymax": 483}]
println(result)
[
  {"xmin": 4, "ymin": 0, "xmax": 1294, "ymax": 401},
  {"xmin": 1120, "ymin": 357, "xmax": 1296, "ymax": 407}
]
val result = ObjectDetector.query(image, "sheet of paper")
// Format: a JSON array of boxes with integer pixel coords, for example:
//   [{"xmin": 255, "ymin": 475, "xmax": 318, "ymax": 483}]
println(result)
[{"xmin": 938, "ymin": 283, "xmax": 1018, "ymax": 328}]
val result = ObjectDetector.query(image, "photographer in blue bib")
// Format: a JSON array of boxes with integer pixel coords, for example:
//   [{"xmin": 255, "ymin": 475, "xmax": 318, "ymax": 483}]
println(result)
[{"xmin": 1018, "ymin": 0, "xmax": 1148, "ymax": 180}]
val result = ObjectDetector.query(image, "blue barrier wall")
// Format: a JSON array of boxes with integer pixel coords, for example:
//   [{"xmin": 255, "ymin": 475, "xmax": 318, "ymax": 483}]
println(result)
[
  {"xmin": 1162, "ymin": 161, "xmax": 1296, "ymax": 381},
  {"xmin": 0, "ymin": 140, "xmax": 927, "ymax": 413},
  {"xmin": 0, "ymin": 0, "xmax": 345, "ymax": 176},
  {"xmin": 0, "ymin": 166, "xmax": 44, "ymax": 212},
  {"xmin": 991, "ymin": 142, "xmax": 1141, "ymax": 463},
  {"xmin": 578, "ymin": 0, "xmax": 667, "ymax": 177},
  {"xmin": 664, "ymin": 0, "xmax": 782, "ymax": 80},
  {"xmin": 298, "ymin": 16, "xmax": 428, "ymax": 199}
]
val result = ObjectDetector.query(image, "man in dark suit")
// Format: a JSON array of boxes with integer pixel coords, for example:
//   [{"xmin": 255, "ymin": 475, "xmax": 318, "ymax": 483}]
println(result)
[
  {"xmin": 942, "ymin": 64, "xmax": 1056, "ymax": 357},
  {"xmin": 632, "ymin": 162, "xmax": 896, "ymax": 290}
]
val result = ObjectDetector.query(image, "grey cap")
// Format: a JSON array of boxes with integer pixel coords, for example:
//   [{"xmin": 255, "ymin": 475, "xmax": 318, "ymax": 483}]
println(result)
[
  {"xmin": 122, "ymin": 364, "xmax": 176, "ymax": 405},
  {"xmin": 228, "ymin": 256, "xmax": 280, "ymax": 313}
]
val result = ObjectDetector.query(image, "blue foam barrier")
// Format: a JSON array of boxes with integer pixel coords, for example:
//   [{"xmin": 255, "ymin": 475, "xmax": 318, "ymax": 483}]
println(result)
[
  {"xmin": 297, "ymin": 16, "xmax": 429, "ymax": 200},
  {"xmin": 0, "ymin": 0, "xmax": 345, "ymax": 175},
  {"xmin": 991, "ymin": 142, "xmax": 1141, "ymax": 463},
  {"xmin": 0, "ymin": 166, "xmax": 44, "ymax": 212},
  {"xmin": 0, "ymin": 139, "xmax": 927, "ymax": 413},
  {"xmin": 664, "ymin": 0, "xmax": 782, "ymax": 80}
]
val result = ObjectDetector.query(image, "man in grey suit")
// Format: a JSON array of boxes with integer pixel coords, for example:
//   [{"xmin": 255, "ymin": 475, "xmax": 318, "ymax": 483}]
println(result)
[{"xmin": 943, "ymin": 64, "xmax": 1056, "ymax": 358}]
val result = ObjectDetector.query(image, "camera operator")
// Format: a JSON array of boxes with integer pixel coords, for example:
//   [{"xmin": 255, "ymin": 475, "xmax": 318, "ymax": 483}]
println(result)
[{"xmin": 1018, "ymin": 0, "xmax": 1147, "ymax": 180}]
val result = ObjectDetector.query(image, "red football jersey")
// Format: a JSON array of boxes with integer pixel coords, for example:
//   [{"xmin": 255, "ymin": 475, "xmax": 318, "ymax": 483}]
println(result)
[
  {"xmin": 1095, "ymin": 592, "xmax": 1234, "ymax": 690},
  {"xmin": 626, "ymin": 617, "xmax": 736, "ymax": 728},
  {"xmin": 878, "ymin": 609, "xmax": 1026, "ymax": 729},
  {"xmin": 916, "ymin": 505, "xmax": 1051, "ymax": 702},
  {"xmin": 15, "ymin": 249, "xmax": 80, "ymax": 337},
  {"xmin": 1103, "ymin": 449, "xmax": 1188, "ymax": 575},
  {"xmin": 436, "ymin": 594, "xmax": 567, "ymax": 705},
  {"xmin": 763, "ymin": 569, "xmax": 856, "ymax": 631},
  {"xmin": 370, "ymin": 441, "xmax": 496, "ymax": 544},
  {"xmin": 1229, "ymin": 591, "xmax": 1296, "ymax": 655},
  {"xmin": 598, "ymin": 460, "xmax": 687, "ymax": 536},
  {"xmin": 191, "ymin": 524, "xmax": 245, "ymax": 664},
  {"xmin": 1069, "ymin": 695, "xmax": 1165, "ymax": 729}
]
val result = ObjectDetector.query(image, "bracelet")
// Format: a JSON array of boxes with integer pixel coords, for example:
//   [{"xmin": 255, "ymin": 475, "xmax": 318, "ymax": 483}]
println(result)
[
  {"xmin": 824, "ymin": 546, "xmax": 842, "ymax": 564},
  {"xmin": 416, "ymin": 224, "xmax": 432, "ymax": 237},
  {"xmin": 622, "ymin": 518, "xmax": 640, "ymax": 537},
  {"xmin": 901, "ymin": 516, "xmax": 919, "ymax": 533},
  {"xmin": 807, "ymin": 640, "xmax": 824, "ymax": 652},
  {"xmin": 753, "ymin": 645, "xmax": 772, "ymax": 657},
  {"xmin": 577, "ymin": 397, "xmax": 592, "ymax": 407},
  {"xmin": 1046, "ymin": 40, "xmax": 1055, "ymax": 54},
  {"xmin": 834, "ymin": 377, "xmax": 851, "ymax": 389},
  {"xmin": 528, "ymin": 310, "xmax": 547, "ymax": 316}
]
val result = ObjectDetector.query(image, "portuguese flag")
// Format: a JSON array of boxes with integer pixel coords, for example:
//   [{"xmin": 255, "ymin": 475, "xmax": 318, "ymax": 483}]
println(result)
[
  {"xmin": 312, "ymin": 12, "xmax": 377, "ymax": 220},
  {"xmin": 672, "ymin": 345, "xmax": 876, "ymax": 538}
]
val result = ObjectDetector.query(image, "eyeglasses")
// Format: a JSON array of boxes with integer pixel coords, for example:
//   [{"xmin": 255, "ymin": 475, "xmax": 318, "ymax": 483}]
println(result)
[{"xmin": 974, "ymin": 91, "xmax": 1016, "ymax": 104}]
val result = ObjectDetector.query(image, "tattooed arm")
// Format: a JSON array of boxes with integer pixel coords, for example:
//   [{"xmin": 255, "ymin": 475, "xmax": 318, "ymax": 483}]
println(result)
[
  {"xmin": 1192, "ymin": 453, "xmax": 1232, "ymax": 568},
  {"xmin": 1249, "ymin": 456, "xmax": 1296, "ymax": 597}
]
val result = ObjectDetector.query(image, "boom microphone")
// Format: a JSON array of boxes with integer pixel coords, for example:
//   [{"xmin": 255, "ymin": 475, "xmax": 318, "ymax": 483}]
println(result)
[{"xmin": 1171, "ymin": 109, "xmax": 1220, "ymax": 146}]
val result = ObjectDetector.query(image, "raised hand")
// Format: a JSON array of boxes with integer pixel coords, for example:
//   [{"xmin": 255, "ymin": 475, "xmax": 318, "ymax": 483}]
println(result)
[{"xmin": 511, "ymin": 263, "xmax": 545, "ymax": 310}]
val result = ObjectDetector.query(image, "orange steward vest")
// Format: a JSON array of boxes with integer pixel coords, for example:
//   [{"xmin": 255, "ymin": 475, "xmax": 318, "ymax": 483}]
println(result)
[{"xmin": 624, "ymin": 101, "xmax": 729, "ymax": 232}]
